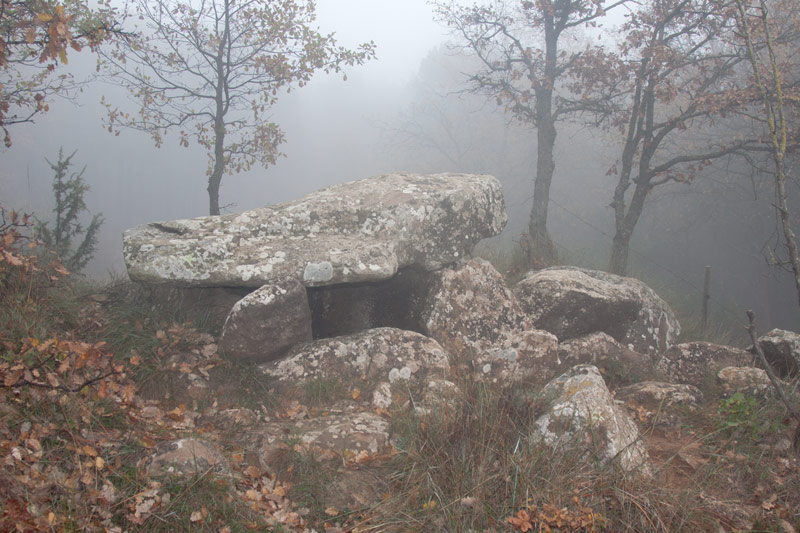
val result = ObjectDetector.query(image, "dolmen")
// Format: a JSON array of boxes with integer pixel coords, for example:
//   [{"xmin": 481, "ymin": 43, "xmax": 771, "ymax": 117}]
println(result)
[{"xmin": 123, "ymin": 173, "xmax": 507, "ymax": 361}]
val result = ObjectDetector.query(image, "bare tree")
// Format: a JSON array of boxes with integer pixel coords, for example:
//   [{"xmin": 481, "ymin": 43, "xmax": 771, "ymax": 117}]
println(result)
[
  {"xmin": 733, "ymin": 0, "xmax": 800, "ymax": 306},
  {"xmin": 101, "ymin": 0, "xmax": 375, "ymax": 215}
]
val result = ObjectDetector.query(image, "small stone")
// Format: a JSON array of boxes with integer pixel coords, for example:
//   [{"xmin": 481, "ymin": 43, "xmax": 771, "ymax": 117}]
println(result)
[{"xmin": 147, "ymin": 439, "xmax": 228, "ymax": 478}]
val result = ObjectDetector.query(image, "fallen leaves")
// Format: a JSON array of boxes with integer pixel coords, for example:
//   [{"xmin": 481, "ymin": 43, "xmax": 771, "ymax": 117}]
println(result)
[
  {"xmin": 507, "ymin": 500, "xmax": 607, "ymax": 532},
  {"xmin": 234, "ymin": 468, "xmax": 307, "ymax": 529}
]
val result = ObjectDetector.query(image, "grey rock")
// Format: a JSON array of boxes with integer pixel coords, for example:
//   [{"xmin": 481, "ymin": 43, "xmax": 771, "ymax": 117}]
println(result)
[
  {"xmin": 219, "ymin": 277, "xmax": 312, "ymax": 362},
  {"xmin": 472, "ymin": 329, "xmax": 559, "ymax": 385},
  {"xmin": 248, "ymin": 411, "xmax": 392, "ymax": 467},
  {"xmin": 557, "ymin": 332, "xmax": 653, "ymax": 386},
  {"xmin": 515, "ymin": 267, "xmax": 680, "ymax": 355},
  {"xmin": 420, "ymin": 258, "xmax": 560, "ymax": 383},
  {"xmin": 615, "ymin": 381, "xmax": 703, "ymax": 411},
  {"xmin": 717, "ymin": 366, "xmax": 773, "ymax": 395},
  {"xmin": 754, "ymin": 328, "xmax": 800, "ymax": 378},
  {"xmin": 123, "ymin": 173, "xmax": 506, "ymax": 288},
  {"xmin": 532, "ymin": 365, "xmax": 650, "ymax": 475},
  {"xmin": 656, "ymin": 342, "xmax": 751, "ymax": 388},
  {"xmin": 413, "ymin": 379, "xmax": 464, "ymax": 417},
  {"xmin": 259, "ymin": 327, "xmax": 450, "ymax": 409}
]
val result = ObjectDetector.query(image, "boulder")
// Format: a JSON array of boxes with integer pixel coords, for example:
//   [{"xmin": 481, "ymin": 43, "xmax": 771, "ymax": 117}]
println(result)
[
  {"xmin": 248, "ymin": 411, "xmax": 392, "ymax": 467},
  {"xmin": 219, "ymin": 277, "xmax": 312, "ymax": 362},
  {"xmin": 531, "ymin": 365, "xmax": 650, "ymax": 475},
  {"xmin": 420, "ymin": 258, "xmax": 560, "ymax": 383},
  {"xmin": 655, "ymin": 342, "xmax": 751, "ymax": 388},
  {"xmin": 146, "ymin": 438, "xmax": 229, "ymax": 478},
  {"xmin": 259, "ymin": 328, "xmax": 450, "ymax": 410},
  {"xmin": 413, "ymin": 379, "xmax": 464, "ymax": 417},
  {"xmin": 123, "ymin": 173, "xmax": 506, "ymax": 288},
  {"xmin": 557, "ymin": 332, "xmax": 653, "ymax": 386},
  {"xmin": 753, "ymin": 329, "xmax": 800, "ymax": 378},
  {"xmin": 717, "ymin": 366, "xmax": 773, "ymax": 396},
  {"xmin": 616, "ymin": 381, "xmax": 704, "ymax": 427},
  {"xmin": 472, "ymin": 329, "xmax": 559, "ymax": 385},
  {"xmin": 514, "ymin": 267, "xmax": 680, "ymax": 355}
]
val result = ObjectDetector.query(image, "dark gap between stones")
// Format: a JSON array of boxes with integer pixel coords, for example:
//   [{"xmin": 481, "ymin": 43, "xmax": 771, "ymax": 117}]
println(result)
[{"xmin": 307, "ymin": 265, "xmax": 433, "ymax": 340}]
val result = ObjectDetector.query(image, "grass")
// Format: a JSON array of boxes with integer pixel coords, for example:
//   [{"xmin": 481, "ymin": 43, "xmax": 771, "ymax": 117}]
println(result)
[
  {"xmin": 362, "ymin": 372, "xmax": 799, "ymax": 531},
  {"xmin": 364, "ymin": 376, "xmax": 612, "ymax": 530},
  {"xmin": 302, "ymin": 376, "xmax": 346, "ymax": 407},
  {"xmin": 125, "ymin": 473, "xmax": 279, "ymax": 532}
]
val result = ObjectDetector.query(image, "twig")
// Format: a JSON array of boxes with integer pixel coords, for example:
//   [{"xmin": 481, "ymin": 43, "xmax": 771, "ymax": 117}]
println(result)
[
  {"xmin": 3, "ymin": 369, "xmax": 122, "ymax": 393},
  {"xmin": 745, "ymin": 310, "xmax": 800, "ymax": 452}
]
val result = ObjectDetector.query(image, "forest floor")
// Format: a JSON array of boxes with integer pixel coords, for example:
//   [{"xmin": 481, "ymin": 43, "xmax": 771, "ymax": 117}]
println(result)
[{"xmin": 1, "ymin": 238, "xmax": 799, "ymax": 531}]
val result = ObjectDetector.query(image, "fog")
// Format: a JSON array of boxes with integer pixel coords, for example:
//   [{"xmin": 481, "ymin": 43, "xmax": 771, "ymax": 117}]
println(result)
[{"xmin": 2, "ymin": 0, "xmax": 798, "ymax": 334}]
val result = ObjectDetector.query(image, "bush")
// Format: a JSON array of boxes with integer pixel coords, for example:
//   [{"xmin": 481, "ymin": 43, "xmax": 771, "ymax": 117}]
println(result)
[{"xmin": 35, "ymin": 148, "xmax": 103, "ymax": 273}]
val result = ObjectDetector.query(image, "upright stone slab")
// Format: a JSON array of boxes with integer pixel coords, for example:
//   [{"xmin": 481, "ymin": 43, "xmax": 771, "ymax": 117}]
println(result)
[
  {"xmin": 219, "ymin": 278, "xmax": 312, "ymax": 362},
  {"xmin": 123, "ymin": 173, "xmax": 507, "ymax": 288}
]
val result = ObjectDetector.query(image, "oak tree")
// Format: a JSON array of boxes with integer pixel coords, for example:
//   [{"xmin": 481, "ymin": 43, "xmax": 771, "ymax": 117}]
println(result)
[
  {"xmin": 604, "ymin": 0, "xmax": 800, "ymax": 275},
  {"xmin": 433, "ymin": 0, "xmax": 625, "ymax": 267},
  {"xmin": 0, "ymin": 0, "xmax": 120, "ymax": 146},
  {"xmin": 606, "ymin": 0, "xmax": 755, "ymax": 275},
  {"xmin": 101, "ymin": 0, "xmax": 375, "ymax": 216}
]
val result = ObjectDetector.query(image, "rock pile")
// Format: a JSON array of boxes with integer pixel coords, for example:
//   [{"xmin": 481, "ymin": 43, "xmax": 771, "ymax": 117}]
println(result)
[{"xmin": 125, "ymin": 171, "xmax": 799, "ymax": 491}]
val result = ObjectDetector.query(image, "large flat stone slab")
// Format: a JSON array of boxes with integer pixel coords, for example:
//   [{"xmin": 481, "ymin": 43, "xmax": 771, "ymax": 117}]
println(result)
[{"xmin": 123, "ymin": 173, "xmax": 506, "ymax": 288}]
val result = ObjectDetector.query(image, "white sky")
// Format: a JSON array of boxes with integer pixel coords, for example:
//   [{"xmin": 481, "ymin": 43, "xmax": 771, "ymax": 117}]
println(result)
[{"xmin": 313, "ymin": 0, "xmax": 453, "ymax": 86}]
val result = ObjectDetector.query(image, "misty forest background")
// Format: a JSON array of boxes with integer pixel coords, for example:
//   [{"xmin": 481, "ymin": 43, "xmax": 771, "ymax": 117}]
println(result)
[{"xmin": 2, "ymin": 0, "xmax": 798, "ymax": 335}]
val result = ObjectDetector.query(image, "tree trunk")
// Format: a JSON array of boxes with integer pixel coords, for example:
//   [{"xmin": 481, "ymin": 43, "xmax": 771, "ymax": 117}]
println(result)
[
  {"xmin": 609, "ymin": 230, "xmax": 631, "ymax": 276},
  {"xmin": 610, "ymin": 167, "xmax": 651, "ymax": 276},
  {"xmin": 207, "ymin": 112, "xmax": 225, "ymax": 215},
  {"xmin": 525, "ymin": 19, "xmax": 559, "ymax": 269},
  {"xmin": 207, "ymin": 0, "xmax": 230, "ymax": 217},
  {"xmin": 207, "ymin": 152, "xmax": 224, "ymax": 216},
  {"xmin": 774, "ymin": 155, "xmax": 800, "ymax": 308},
  {"xmin": 528, "ymin": 110, "xmax": 557, "ymax": 267}
]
